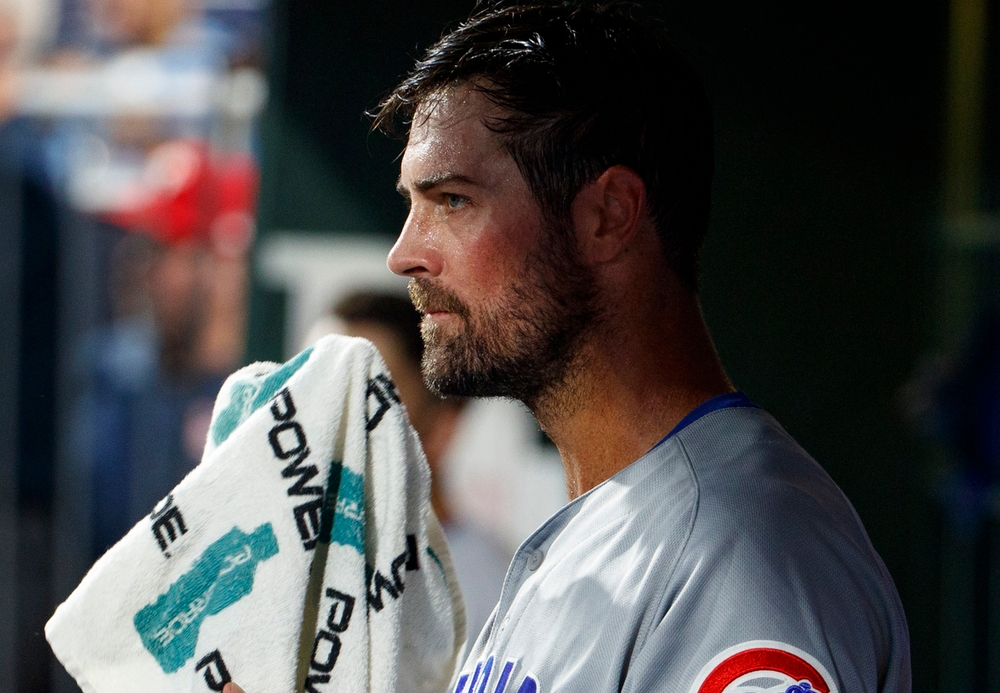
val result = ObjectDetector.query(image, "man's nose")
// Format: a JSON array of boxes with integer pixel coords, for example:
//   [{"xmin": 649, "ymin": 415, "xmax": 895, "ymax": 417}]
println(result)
[{"xmin": 387, "ymin": 211, "xmax": 442, "ymax": 278}]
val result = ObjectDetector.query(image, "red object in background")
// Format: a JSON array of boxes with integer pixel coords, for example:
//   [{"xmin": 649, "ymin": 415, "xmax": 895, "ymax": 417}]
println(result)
[{"xmin": 107, "ymin": 139, "xmax": 259, "ymax": 256}]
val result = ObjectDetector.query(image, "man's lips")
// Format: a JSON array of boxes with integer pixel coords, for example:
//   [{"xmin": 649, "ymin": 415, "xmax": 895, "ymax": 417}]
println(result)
[
  {"xmin": 408, "ymin": 278, "xmax": 467, "ymax": 317},
  {"xmin": 424, "ymin": 309, "xmax": 457, "ymax": 322}
]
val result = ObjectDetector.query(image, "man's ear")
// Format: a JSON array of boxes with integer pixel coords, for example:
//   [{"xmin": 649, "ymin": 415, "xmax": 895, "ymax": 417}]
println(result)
[{"xmin": 571, "ymin": 165, "xmax": 647, "ymax": 264}]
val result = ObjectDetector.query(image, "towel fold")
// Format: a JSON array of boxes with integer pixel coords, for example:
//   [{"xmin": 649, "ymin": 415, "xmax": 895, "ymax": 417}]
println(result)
[{"xmin": 46, "ymin": 335, "xmax": 466, "ymax": 693}]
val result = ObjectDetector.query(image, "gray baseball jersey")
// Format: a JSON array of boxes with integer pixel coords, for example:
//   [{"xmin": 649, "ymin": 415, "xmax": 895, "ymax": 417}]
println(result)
[{"xmin": 453, "ymin": 393, "xmax": 910, "ymax": 693}]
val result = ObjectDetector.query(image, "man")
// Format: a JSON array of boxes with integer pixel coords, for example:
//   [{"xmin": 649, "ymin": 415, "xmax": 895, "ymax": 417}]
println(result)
[
  {"xmin": 376, "ymin": 2, "xmax": 909, "ymax": 692},
  {"xmin": 232, "ymin": 2, "xmax": 909, "ymax": 692}
]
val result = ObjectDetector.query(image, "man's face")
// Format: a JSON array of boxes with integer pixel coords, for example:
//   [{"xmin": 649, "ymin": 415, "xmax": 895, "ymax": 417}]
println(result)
[{"xmin": 388, "ymin": 86, "xmax": 597, "ymax": 407}]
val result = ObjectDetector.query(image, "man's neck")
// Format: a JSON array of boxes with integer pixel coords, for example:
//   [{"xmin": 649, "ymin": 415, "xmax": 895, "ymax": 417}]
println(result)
[{"xmin": 532, "ymin": 289, "xmax": 733, "ymax": 500}]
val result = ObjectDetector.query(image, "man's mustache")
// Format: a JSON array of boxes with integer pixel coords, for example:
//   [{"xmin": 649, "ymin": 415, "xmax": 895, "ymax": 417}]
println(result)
[{"xmin": 408, "ymin": 279, "xmax": 469, "ymax": 317}]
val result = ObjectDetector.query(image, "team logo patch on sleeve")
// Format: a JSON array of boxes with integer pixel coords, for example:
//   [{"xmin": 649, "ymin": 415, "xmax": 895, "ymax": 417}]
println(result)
[{"xmin": 689, "ymin": 641, "xmax": 838, "ymax": 693}]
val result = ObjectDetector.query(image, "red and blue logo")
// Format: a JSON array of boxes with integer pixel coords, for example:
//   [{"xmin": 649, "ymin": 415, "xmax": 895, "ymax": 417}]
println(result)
[{"xmin": 689, "ymin": 641, "xmax": 839, "ymax": 693}]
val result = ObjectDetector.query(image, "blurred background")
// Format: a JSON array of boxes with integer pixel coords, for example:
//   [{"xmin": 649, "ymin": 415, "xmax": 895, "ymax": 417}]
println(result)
[{"xmin": 0, "ymin": 0, "xmax": 991, "ymax": 691}]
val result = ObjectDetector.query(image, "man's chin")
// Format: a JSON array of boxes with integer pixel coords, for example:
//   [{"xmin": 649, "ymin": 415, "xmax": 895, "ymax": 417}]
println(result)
[
  {"xmin": 420, "ymin": 317, "xmax": 465, "ymax": 351},
  {"xmin": 422, "ymin": 354, "xmax": 493, "ymax": 399},
  {"xmin": 422, "ymin": 357, "xmax": 535, "ymax": 401},
  {"xmin": 422, "ymin": 370, "xmax": 472, "ymax": 398}
]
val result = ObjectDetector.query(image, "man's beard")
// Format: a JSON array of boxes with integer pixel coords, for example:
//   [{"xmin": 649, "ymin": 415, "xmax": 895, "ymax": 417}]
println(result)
[{"xmin": 408, "ymin": 226, "xmax": 598, "ymax": 409}]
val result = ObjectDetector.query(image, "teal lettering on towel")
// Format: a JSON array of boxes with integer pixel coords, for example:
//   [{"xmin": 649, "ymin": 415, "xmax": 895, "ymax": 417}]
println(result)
[
  {"xmin": 330, "ymin": 467, "xmax": 364, "ymax": 553},
  {"xmin": 133, "ymin": 524, "xmax": 279, "ymax": 673},
  {"xmin": 210, "ymin": 346, "xmax": 313, "ymax": 447}
]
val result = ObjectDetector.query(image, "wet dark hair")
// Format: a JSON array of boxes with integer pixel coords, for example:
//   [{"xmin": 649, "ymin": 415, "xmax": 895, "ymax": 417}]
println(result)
[{"xmin": 373, "ymin": 2, "xmax": 714, "ymax": 290}]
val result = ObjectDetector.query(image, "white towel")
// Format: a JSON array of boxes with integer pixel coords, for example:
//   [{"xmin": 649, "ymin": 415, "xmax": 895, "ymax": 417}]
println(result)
[{"xmin": 46, "ymin": 335, "xmax": 466, "ymax": 693}]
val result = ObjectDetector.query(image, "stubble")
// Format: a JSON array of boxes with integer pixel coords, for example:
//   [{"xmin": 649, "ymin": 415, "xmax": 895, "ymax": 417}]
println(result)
[{"xmin": 408, "ymin": 223, "xmax": 598, "ymax": 412}]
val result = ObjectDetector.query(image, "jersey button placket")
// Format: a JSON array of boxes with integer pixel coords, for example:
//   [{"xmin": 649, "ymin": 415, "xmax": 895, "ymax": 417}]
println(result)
[{"xmin": 526, "ymin": 548, "xmax": 545, "ymax": 571}]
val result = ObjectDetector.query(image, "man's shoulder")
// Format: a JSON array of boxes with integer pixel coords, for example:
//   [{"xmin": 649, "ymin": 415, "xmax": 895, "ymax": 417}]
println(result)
[
  {"xmin": 671, "ymin": 405, "xmax": 867, "ymax": 547},
  {"xmin": 672, "ymin": 401, "xmax": 817, "ymax": 485},
  {"xmin": 555, "ymin": 404, "xmax": 849, "ymax": 570},
  {"xmin": 620, "ymin": 406, "xmax": 911, "ymax": 692}
]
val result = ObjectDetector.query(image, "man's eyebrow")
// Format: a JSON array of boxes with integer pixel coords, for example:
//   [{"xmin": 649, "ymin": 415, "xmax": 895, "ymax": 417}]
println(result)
[{"xmin": 396, "ymin": 172, "xmax": 480, "ymax": 197}]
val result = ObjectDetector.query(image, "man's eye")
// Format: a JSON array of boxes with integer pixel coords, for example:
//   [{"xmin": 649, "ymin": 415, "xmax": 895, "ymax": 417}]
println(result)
[{"xmin": 445, "ymin": 194, "xmax": 468, "ymax": 209}]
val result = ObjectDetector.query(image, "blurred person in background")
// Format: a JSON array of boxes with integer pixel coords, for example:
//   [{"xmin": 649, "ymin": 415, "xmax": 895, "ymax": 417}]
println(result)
[
  {"xmin": 62, "ymin": 0, "xmax": 230, "ymax": 69},
  {"xmin": 41, "ymin": 0, "xmax": 253, "ymax": 212},
  {"xmin": 76, "ymin": 139, "xmax": 257, "ymax": 560},
  {"xmin": 331, "ymin": 290, "xmax": 512, "ymax": 640},
  {"xmin": 89, "ymin": 0, "xmax": 216, "ymax": 51}
]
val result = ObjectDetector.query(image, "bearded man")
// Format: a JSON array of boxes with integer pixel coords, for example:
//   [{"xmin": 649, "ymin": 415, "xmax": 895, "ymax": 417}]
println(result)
[
  {"xmin": 234, "ymin": 2, "xmax": 911, "ymax": 692},
  {"xmin": 377, "ymin": 2, "xmax": 910, "ymax": 692}
]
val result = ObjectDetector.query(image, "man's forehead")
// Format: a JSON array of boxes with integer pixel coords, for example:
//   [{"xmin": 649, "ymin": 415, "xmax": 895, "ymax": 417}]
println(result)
[
  {"xmin": 405, "ymin": 86, "xmax": 503, "ymax": 153},
  {"xmin": 398, "ymin": 86, "xmax": 515, "ymax": 192}
]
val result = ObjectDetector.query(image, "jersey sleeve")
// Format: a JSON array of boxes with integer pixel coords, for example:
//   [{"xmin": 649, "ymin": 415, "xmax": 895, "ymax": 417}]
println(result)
[{"xmin": 621, "ymin": 445, "xmax": 910, "ymax": 693}]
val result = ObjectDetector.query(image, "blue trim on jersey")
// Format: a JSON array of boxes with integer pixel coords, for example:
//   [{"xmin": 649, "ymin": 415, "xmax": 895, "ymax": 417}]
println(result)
[{"xmin": 651, "ymin": 391, "xmax": 757, "ymax": 451}]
